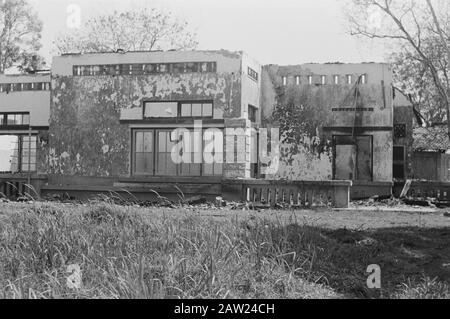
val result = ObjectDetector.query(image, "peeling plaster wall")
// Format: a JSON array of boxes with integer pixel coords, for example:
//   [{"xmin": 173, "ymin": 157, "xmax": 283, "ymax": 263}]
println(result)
[
  {"xmin": 261, "ymin": 63, "xmax": 394, "ymax": 182},
  {"xmin": 48, "ymin": 51, "xmax": 243, "ymax": 178},
  {"xmin": 241, "ymin": 53, "xmax": 262, "ymax": 121}
]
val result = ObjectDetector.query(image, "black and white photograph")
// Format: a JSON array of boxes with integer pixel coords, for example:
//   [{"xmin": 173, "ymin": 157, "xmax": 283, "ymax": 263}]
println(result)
[{"xmin": 0, "ymin": 0, "xmax": 450, "ymax": 305}]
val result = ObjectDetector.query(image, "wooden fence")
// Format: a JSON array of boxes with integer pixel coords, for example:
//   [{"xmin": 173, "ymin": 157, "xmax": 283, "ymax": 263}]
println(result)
[
  {"xmin": 223, "ymin": 179, "xmax": 352, "ymax": 208},
  {"xmin": 406, "ymin": 180, "xmax": 450, "ymax": 201}
]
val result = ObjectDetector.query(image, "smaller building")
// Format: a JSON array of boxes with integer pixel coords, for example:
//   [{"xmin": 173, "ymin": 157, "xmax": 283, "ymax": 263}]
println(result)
[
  {"xmin": 0, "ymin": 73, "xmax": 51, "ymax": 174},
  {"xmin": 413, "ymin": 124, "xmax": 450, "ymax": 181}
]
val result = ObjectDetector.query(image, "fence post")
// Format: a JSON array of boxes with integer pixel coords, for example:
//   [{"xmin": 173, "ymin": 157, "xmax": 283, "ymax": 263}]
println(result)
[{"xmin": 334, "ymin": 182, "xmax": 351, "ymax": 208}]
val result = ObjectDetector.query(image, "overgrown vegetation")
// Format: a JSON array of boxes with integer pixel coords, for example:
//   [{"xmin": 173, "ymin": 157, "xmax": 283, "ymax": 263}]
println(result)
[{"xmin": 0, "ymin": 201, "xmax": 449, "ymax": 299}]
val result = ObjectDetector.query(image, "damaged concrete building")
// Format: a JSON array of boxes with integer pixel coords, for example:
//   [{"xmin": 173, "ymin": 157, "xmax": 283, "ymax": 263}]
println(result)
[
  {"xmin": 0, "ymin": 49, "xmax": 417, "ymax": 205},
  {"xmin": 260, "ymin": 63, "xmax": 413, "ymax": 199}
]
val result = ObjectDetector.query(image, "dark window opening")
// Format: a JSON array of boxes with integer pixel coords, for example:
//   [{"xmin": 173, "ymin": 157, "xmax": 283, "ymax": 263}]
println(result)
[
  {"xmin": 394, "ymin": 124, "xmax": 407, "ymax": 138},
  {"xmin": 248, "ymin": 105, "xmax": 257, "ymax": 123},
  {"xmin": 0, "ymin": 82, "xmax": 50, "ymax": 93},
  {"xmin": 393, "ymin": 146, "xmax": 405, "ymax": 179},
  {"xmin": 73, "ymin": 62, "xmax": 217, "ymax": 76},
  {"xmin": 0, "ymin": 113, "xmax": 30, "ymax": 127},
  {"xmin": 248, "ymin": 67, "xmax": 258, "ymax": 82}
]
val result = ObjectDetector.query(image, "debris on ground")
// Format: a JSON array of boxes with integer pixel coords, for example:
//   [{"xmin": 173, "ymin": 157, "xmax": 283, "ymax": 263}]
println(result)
[
  {"xmin": 182, "ymin": 195, "xmax": 207, "ymax": 205},
  {"xmin": 357, "ymin": 237, "xmax": 378, "ymax": 247}
]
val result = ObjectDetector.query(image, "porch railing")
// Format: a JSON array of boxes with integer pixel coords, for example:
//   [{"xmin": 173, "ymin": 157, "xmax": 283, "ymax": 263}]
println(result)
[
  {"xmin": 0, "ymin": 174, "xmax": 47, "ymax": 200},
  {"xmin": 222, "ymin": 179, "xmax": 352, "ymax": 208},
  {"xmin": 406, "ymin": 180, "xmax": 450, "ymax": 201}
]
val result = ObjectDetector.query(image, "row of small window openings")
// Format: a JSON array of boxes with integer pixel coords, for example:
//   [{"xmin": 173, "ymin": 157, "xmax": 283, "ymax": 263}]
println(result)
[
  {"xmin": 0, "ymin": 82, "xmax": 50, "ymax": 93},
  {"xmin": 0, "ymin": 113, "xmax": 30, "ymax": 126},
  {"xmin": 282, "ymin": 74, "xmax": 367, "ymax": 86},
  {"xmin": 73, "ymin": 62, "xmax": 217, "ymax": 76}
]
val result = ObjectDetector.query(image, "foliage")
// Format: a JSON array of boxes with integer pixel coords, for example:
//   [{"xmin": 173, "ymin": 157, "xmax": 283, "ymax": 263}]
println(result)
[
  {"xmin": 391, "ymin": 34, "xmax": 449, "ymax": 124},
  {"xmin": 56, "ymin": 8, "xmax": 198, "ymax": 54},
  {"xmin": 0, "ymin": 0, "xmax": 44, "ymax": 73},
  {"xmin": 345, "ymin": 0, "xmax": 450, "ymax": 131}
]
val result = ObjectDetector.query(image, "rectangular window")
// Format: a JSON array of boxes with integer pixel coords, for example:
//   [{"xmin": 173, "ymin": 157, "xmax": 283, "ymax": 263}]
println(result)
[
  {"xmin": 295, "ymin": 76, "xmax": 300, "ymax": 85},
  {"xmin": 134, "ymin": 130, "xmax": 154, "ymax": 175},
  {"xmin": 144, "ymin": 102, "xmax": 178, "ymax": 118},
  {"xmin": 321, "ymin": 75, "xmax": 327, "ymax": 85},
  {"xmin": 180, "ymin": 102, "xmax": 213, "ymax": 118},
  {"xmin": 361, "ymin": 74, "xmax": 367, "ymax": 84},
  {"xmin": 0, "ymin": 135, "xmax": 37, "ymax": 173},
  {"xmin": 21, "ymin": 136, "xmax": 37, "ymax": 172},
  {"xmin": 248, "ymin": 105, "xmax": 257, "ymax": 123},
  {"xmin": 308, "ymin": 75, "xmax": 313, "ymax": 85},
  {"xmin": 333, "ymin": 75, "xmax": 339, "ymax": 84},
  {"xmin": 0, "ymin": 113, "xmax": 30, "ymax": 126},
  {"xmin": 282, "ymin": 76, "xmax": 287, "ymax": 86},
  {"xmin": 248, "ymin": 67, "xmax": 258, "ymax": 82},
  {"xmin": 346, "ymin": 75, "xmax": 352, "ymax": 85},
  {"xmin": 73, "ymin": 62, "xmax": 217, "ymax": 76}
]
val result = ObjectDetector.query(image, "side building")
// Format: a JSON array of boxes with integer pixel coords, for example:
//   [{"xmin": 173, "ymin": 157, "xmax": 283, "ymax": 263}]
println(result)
[
  {"xmin": 260, "ymin": 63, "xmax": 410, "ymax": 199},
  {"xmin": 0, "ymin": 73, "xmax": 51, "ymax": 197}
]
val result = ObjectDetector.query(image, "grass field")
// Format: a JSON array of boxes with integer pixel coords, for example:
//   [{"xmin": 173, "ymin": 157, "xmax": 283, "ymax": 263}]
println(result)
[{"xmin": 0, "ymin": 201, "xmax": 449, "ymax": 299}]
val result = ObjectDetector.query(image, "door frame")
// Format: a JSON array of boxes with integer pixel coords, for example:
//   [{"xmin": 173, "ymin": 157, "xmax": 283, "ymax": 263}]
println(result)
[{"xmin": 332, "ymin": 134, "xmax": 374, "ymax": 181}]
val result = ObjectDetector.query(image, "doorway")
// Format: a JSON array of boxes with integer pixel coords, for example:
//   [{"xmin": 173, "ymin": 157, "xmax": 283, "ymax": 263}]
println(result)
[{"xmin": 333, "ymin": 135, "xmax": 373, "ymax": 181}]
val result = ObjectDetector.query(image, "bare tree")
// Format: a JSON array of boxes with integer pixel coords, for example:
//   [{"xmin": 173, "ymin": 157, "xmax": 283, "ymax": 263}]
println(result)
[
  {"xmin": 56, "ymin": 8, "xmax": 198, "ymax": 54},
  {"xmin": 346, "ymin": 0, "xmax": 450, "ymax": 137},
  {"xmin": 0, "ymin": 0, "xmax": 44, "ymax": 73}
]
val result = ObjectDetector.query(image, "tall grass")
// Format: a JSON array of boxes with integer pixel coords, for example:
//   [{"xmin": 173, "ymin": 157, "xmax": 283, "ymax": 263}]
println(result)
[
  {"xmin": 0, "ymin": 201, "xmax": 338, "ymax": 299},
  {"xmin": 0, "ymin": 201, "xmax": 449, "ymax": 299}
]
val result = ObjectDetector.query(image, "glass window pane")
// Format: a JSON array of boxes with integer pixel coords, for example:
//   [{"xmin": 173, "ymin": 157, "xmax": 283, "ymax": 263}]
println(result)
[
  {"xmin": 181, "ymin": 104, "xmax": 192, "ymax": 117},
  {"xmin": 143, "ymin": 132, "xmax": 153, "ymax": 152},
  {"xmin": 135, "ymin": 154, "xmax": 146, "ymax": 174},
  {"xmin": 158, "ymin": 132, "xmax": 167, "ymax": 152},
  {"xmin": 144, "ymin": 102, "xmax": 178, "ymax": 118},
  {"xmin": 202, "ymin": 103, "xmax": 213, "ymax": 117},
  {"xmin": 7, "ymin": 115, "xmax": 16, "ymax": 125},
  {"xmin": 135, "ymin": 132, "xmax": 144, "ymax": 152},
  {"xmin": 192, "ymin": 104, "xmax": 202, "ymax": 117},
  {"xmin": 22, "ymin": 114, "xmax": 30, "ymax": 125}
]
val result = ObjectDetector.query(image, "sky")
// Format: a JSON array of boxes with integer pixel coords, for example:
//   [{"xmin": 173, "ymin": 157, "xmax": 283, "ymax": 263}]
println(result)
[{"xmin": 29, "ymin": 0, "xmax": 387, "ymax": 66}]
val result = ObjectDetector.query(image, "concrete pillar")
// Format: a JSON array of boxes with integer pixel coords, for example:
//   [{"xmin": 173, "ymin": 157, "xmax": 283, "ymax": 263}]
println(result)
[{"xmin": 223, "ymin": 118, "xmax": 252, "ymax": 179}]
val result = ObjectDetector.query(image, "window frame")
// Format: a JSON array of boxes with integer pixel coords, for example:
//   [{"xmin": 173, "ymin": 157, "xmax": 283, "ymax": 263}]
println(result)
[
  {"xmin": 248, "ymin": 67, "xmax": 259, "ymax": 82},
  {"xmin": 143, "ymin": 100, "xmax": 214, "ymax": 119},
  {"xmin": 131, "ymin": 128, "xmax": 223, "ymax": 177},
  {"xmin": 0, "ymin": 112, "xmax": 31, "ymax": 128}
]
